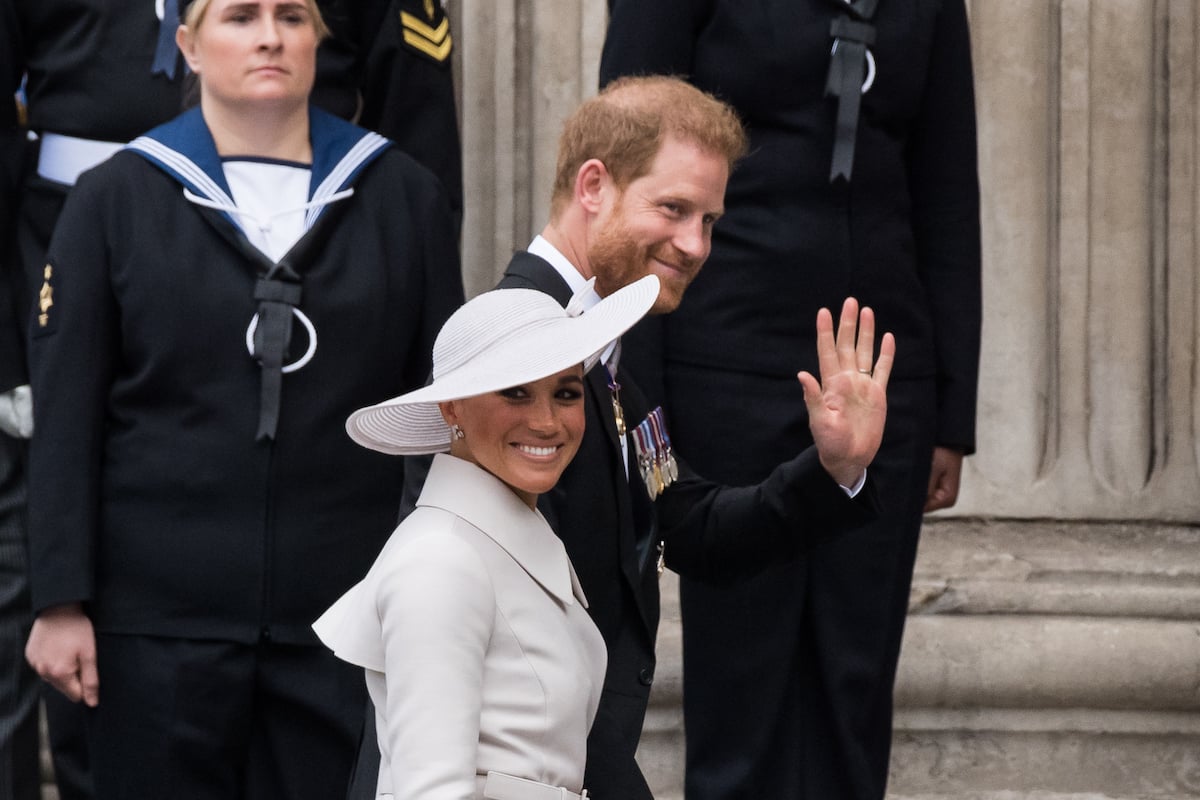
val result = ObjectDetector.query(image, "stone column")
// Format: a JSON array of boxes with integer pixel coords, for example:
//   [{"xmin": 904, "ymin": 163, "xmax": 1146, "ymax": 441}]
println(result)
[
  {"xmin": 954, "ymin": 0, "xmax": 1199, "ymax": 522},
  {"xmin": 449, "ymin": 0, "xmax": 607, "ymax": 297},
  {"xmin": 892, "ymin": 2, "xmax": 1200, "ymax": 797}
]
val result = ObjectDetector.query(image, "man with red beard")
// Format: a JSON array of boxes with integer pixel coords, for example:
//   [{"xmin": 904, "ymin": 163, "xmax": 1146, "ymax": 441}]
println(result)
[{"xmin": 489, "ymin": 75, "xmax": 895, "ymax": 799}]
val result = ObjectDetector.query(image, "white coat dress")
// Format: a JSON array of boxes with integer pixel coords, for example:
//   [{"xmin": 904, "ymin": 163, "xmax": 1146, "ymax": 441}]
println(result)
[{"xmin": 314, "ymin": 454, "xmax": 606, "ymax": 799}]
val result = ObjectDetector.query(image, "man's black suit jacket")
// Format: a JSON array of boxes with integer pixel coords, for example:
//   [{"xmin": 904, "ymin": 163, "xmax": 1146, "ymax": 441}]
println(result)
[{"xmin": 498, "ymin": 251, "xmax": 879, "ymax": 799}]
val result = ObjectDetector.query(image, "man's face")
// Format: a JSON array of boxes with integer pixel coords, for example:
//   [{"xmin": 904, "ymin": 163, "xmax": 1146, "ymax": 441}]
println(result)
[{"xmin": 587, "ymin": 136, "xmax": 729, "ymax": 314}]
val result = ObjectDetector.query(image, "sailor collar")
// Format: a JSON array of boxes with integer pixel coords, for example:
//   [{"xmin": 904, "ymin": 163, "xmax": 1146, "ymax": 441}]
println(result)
[
  {"xmin": 125, "ymin": 105, "xmax": 390, "ymax": 232},
  {"xmin": 126, "ymin": 107, "xmax": 391, "ymax": 443}
]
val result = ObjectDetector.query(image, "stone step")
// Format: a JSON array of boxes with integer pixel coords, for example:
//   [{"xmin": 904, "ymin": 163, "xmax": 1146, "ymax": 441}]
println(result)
[
  {"xmin": 890, "ymin": 795, "xmax": 1198, "ymax": 800},
  {"xmin": 890, "ymin": 709, "xmax": 1200, "ymax": 797},
  {"xmin": 636, "ymin": 522, "xmax": 1200, "ymax": 799}
]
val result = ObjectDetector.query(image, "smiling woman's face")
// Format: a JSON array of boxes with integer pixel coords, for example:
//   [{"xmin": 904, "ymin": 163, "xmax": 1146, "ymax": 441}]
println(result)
[
  {"xmin": 440, "ymin": 367, "xmax": 587, "ymax": 508},
  {"xmin": 177, "ymin": 0, "xmax": 321, "ymax": 115}
]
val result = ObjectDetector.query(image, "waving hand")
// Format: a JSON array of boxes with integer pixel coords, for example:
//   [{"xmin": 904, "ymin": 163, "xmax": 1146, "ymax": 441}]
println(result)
[{"xmin": 797, "ymin": 297, "xmax": 895, "ymax": 488}]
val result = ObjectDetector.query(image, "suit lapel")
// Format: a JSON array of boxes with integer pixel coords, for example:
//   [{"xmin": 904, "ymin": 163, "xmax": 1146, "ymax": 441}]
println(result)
[
  {"xmin": 614, "ymin": 374, "xmax": 662, "ymax": 633},
  {"xmin": 502, "ymin": 251, "xmax": 659, "ymax": 634},
  {"xmin": 501, "ymin": 251, "xmax": 572, "ymax": 303}
]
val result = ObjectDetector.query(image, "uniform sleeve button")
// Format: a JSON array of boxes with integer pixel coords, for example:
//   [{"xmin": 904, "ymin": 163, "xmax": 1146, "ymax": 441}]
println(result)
[{"xmin": 638, "ymin": 668, "xmax": 654, "ymax": 686}]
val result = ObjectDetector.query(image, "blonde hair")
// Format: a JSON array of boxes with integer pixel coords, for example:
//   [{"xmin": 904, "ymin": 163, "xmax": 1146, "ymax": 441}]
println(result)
[
  {"xmin": 550, "ymin": 76, "xmax": 748, "ymax": 219},
  {"xmin": 182, "ymin": 0, "xmax": 331, "ymax": 41}
]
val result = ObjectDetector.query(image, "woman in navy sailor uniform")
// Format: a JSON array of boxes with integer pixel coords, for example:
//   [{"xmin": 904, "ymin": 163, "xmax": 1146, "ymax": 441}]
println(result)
[
  {"xmin": 22, "ymin": 1, "xmax": 464, "ymax": 797},
  {"xmin": 3, "ymin": 2, "xmax": 462, "ymax": 797}
]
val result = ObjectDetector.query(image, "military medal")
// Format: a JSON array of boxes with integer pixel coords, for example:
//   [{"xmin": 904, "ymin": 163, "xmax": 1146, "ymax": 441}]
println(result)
[
  {"xmin": 38, "ymin": 265, "xmax": 54, "ymax": 328},
  {"xmin": 647, "ymin": 409, "xmax": 679, "ymax": 483},
  {"xmin": 612, "ymin": 395, "xmax": 626, "ymax": 437},
  {"xmin": 633, "ymin": 425, "xmax": 658, "ymax": 500},
  {"xmin": 605, "ymin": 366, "xmax": 626, "ymax": 437},
  {"xmin": 644, "ymin": 465, "xmax": 659, "ymax": 501},
  {"xmin": 632, "ymin": 406, "xmax": 678, "ymax": 500}
]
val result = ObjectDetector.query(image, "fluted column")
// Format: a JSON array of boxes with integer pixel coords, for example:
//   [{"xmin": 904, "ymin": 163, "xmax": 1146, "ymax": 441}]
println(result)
[
  {"xmin": 894, "ymin": 2, "xmax": 1200, "ymax": 796},
  {"xmin": 956, "ymin": 0, "xmax": 1200, "ymax": 521},
  {"xmin": 449, "ymin": 0, "xmax": 606, "ymax": 297}
]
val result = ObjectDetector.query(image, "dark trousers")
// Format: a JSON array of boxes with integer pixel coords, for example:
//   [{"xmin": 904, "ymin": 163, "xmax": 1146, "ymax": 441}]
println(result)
[
  {"xmin": 88, "ymin": 634, "xmax": 366, "ymax": 800},
  {"xmin": 44, "ymin": 688, "xmax": 93, "ymax": 800},
  {"xmin": 346, "ymin": 698, "xmax": 378, "ymax": 800},
  {"xmin": 673, "ymin": 367, "xmax": 936, "ymax": 800},
  {"xmin": 0, "ymin": 433, "xmax": 39, "ymax": 800}
]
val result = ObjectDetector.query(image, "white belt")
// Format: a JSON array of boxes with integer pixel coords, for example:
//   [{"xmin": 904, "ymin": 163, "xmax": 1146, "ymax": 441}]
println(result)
[
  {"xmin": 36, "ymin": 132, "xmax": 125, "ymax": 186},
  {"xmin": 374, "ymin": 772, "xmax": 587, "ymax": 800},
  {"xmin": 482, "ymin": 771, "xmax": 588, "ymax": 800}
]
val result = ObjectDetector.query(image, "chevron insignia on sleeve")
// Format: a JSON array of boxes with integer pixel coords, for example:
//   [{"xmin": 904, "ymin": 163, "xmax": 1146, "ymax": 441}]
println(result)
[{"xmin": 400, "ymin": 8, "xmax": 452, "ymax": 62}]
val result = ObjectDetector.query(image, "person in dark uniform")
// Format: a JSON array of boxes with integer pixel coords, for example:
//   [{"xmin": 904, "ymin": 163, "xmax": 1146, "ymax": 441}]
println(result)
[
  {"xmin": 600, "ymin": 2, "xmax": 981, "ymax": 798},
  {"xmin": 21, "ymin": 1, "xmax": 463, "ymax": 797},
  {"xmin": 373, "ymin": 75, "xmax": 896, "ymax": 800},
  {"xmin": 1, "ymin": 0, "xmax": 461, "ymax": 796},
  {"xmin": 1, "ymin": 14, "xmax": 38, "ymax": 796},
  {"xmin": 10, "ymin": 0, "xmax": 460, "ymax": 320}
]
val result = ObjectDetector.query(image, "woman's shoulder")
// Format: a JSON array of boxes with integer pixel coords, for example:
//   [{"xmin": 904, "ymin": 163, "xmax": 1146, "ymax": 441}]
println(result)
[
  {"xmin": 358, "ymin": 512, "xmax": 503, "ymax": 638},
  {"xmin": 374, "ymin": 507, "xmax": 500, "ymax": 583},
  {"xmin": 52, "ymin": 151, "xmax": 175, "ymax": 238},
  {"xmin": 69, "ymin": 148, "xmax": 171, "ymax": 199},
  {"xmin": 362, "ymin": 144, "xmax": 444, "ymax": 194},
  {"xmin": 72, "ymin": 147, "xmax": 144, "ymax": 180}
]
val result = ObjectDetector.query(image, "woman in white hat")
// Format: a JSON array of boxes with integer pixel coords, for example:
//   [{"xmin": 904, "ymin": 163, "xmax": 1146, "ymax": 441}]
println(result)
[{"xmin": 315, "ymin": 274, "xmax": 660, "ymax": 800}]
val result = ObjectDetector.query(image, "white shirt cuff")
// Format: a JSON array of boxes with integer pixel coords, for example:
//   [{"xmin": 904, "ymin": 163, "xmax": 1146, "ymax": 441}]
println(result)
[{"xmin": 839, "ymin": 469, "xmax": 867, "ymax": 498}]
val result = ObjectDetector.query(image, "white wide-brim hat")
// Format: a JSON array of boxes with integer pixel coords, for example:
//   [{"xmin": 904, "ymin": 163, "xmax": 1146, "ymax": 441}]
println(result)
[{"xmin": 346, "ymin": 274, "xmax": 660, "ymax": 455}]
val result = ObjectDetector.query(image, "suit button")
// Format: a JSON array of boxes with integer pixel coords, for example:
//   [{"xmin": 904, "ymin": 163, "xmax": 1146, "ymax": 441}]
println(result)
[{"xmin": 638, "ymin": 668, "xmax": 654, "ymax": 686}]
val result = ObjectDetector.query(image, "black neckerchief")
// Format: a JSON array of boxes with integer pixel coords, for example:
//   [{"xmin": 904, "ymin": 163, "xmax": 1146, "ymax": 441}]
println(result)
[
  {"xmin": 126, "ymin": 107, "xmax": 391, "ymax": 442},
  {"xmin": 189, "ymin": 197, "xmax": 351, "ymax": 442},
  {"xmin": 823, "ymin": 0, "xmax": 880, "ymax": 181}
]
